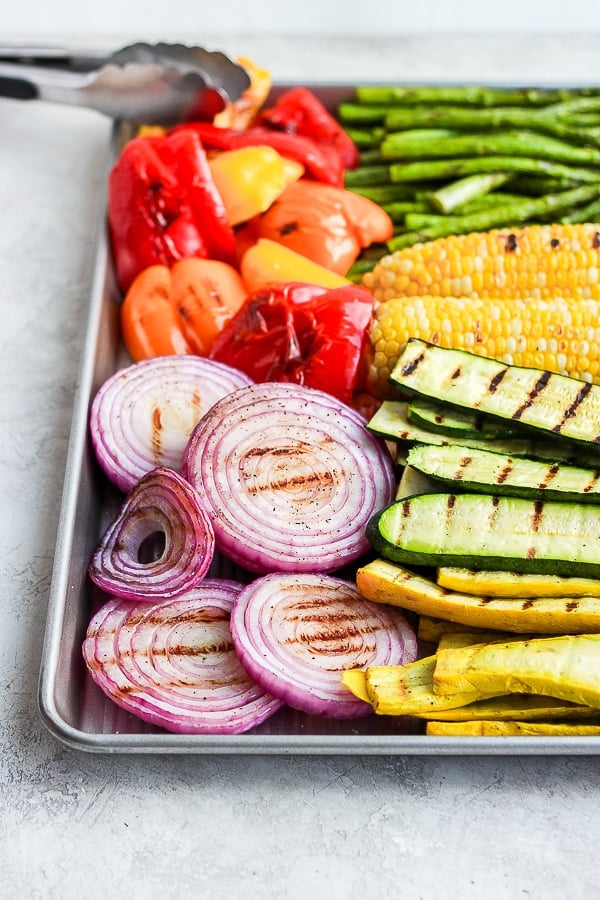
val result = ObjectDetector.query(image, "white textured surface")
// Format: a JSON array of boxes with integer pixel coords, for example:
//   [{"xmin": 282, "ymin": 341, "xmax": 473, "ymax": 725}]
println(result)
[{"xmin": 3, "ymin": 34, "xmax": 600, "ymax": 899}]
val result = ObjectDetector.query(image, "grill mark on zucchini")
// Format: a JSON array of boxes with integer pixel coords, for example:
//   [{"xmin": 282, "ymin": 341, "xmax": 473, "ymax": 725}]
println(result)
[
  {"xmin": 551, "ymin": 382, "xmax": 593, "ymax": 434},
  {"xmin": 488, "ymin": 368, "xmax": 508, "ymax": 393},
  {"xmin": 541, "ymin": 462, "xmax": 560, "ymax": 489},
  {"xmin": 401, "ymin": 349, "xmax": 425, "ymax": 377},
  {"xmin": 498, "ymin": 461, "xmax": 514, "ymax": 484},
  {"xmin": 513, "ymin": 371, "xmax": 551, "ymax": 420},
  {"xmin": 531, "ymin": 499, "xmax": 544, "ymax": 532}
]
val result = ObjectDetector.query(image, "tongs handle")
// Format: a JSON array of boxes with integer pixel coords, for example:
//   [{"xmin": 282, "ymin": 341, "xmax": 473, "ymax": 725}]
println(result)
[{"xmin": 0, "ymin": 44, "xmax": 110, "ymax": 71}]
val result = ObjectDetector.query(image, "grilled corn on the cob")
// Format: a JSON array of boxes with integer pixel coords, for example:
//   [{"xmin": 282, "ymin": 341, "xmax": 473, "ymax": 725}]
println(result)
[
  {"xmin": 365, "ymin": 294, "xmax": 600, "ymax": 396},
  {"xmin": 362, "ymin": 223, "xmax": 600, "ymax": 302}
]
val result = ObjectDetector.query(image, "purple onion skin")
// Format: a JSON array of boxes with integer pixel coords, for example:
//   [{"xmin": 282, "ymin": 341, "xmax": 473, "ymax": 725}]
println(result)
[
  {"xmin": 89, "ymin": 466, "xmax": 215, "ymax": 601},
  {"xmin": 230, "ymin": 571, "xmax": 418, "ymax": 718},
  {"xmin": 182, "ymin": 382, "xmax": 396, "ymax": 575},
  {"xmin": 82, "ymin": 578, "xmax": 284, "ymax": 735},
  {"xmin": 90, "ymin": 355, "xmax": 253, "ymax": 493}
]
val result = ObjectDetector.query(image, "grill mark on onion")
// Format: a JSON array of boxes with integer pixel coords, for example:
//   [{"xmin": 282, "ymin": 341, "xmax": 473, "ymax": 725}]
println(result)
[
  {"xmin": 82, "ymin": 582, "xmax": 284, "ymax": 734},
  {"xmin": 244, "ymin": 469, "xmax": 335, "ymax": 494}
]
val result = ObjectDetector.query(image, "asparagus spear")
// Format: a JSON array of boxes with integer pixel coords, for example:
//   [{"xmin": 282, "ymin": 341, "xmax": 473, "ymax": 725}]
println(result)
[
  {"xmin": 381, "ymin": 129, "xmax": 600, "ymax": 166},
  {"xmin": 389, "ymin": 156, "xmax": 600, "ymax": 184},
  {"xmin": 384, "ymin": 105, "xmax": 599, "ymax": 146},
  {"xmin": 347, "ymin": 182, "xmax": 435, "ymax": 203},
  {"xmin": 344, "ymin": 164, "xmax": 392, "ymax": 187},
  {"xmin": 354, "ymin": 85, "xmax": 600, "ymax": 107},
  {"xmin": 380, "ymin": 200, "xmax": 430, "ymax": 222},
  {"xmin": 427, "ymin": 172, "xmax": 511, "ymax": 213},
  {"xmin": 387, "ymin": 183, "xmax": 600, "ymax": 250},
  {"xmin": 344, "ymin": 126, "xmax": 386, "ymax": 148},
  {"xmin": 560, "ymin": 196, "xmax": 600, "ymax": 223}
]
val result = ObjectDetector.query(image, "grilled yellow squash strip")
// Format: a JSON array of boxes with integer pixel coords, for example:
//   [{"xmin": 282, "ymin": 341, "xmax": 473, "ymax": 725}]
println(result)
[
  {"xmin": 433, "ymin": 634, "xmax": 600, "ymax": 707},
  {"xmin": 356, "ymin": 558, "xmax": 600, "ymax": 633},
  {"xmin": 426, "ymin": 720, "xmax": 600, "ymax": 736},
  {"xmin": 437, "ymin": 567, "xmax": 600, "ymax": 598}
]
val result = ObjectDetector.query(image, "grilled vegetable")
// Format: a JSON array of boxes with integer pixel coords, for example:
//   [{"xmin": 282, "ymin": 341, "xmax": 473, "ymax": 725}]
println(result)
[
  {"xmin": 351, "ymin": 655, "xmax": 492, "ymax": 716},
  {"xmin": 89, "ymin": 354, "xmax": 252, "ymax": 493},
  {"xmin": 88, "ymin": 467, "xmax": 215, "ymax": 602},
  {"xmin": 82, "ymin": 579, "xmax": 284, "ymax": 735},
  {"xmin": 390, "ymin": 339, "xmax": 600, "ymax": 450},
  {"xmin": 407, "ymin": 399, "xmax": 520, "ymax": 440},
  {"xmin": 436, "ymin": 567, "xmax": 600, "ymax": 598},
  {"xmin": 432, "ymin": 634, "xmax": 600, "ymax": 708},
  {"xmin": 366, "ymin": 400, "xmax": 593, "ymax": 465},
  {"xmin": 425, "ymin": 721, "xmax": 600, "ymax": 736},
  {"xmin": 356, "ymin": 557, "xmax": 600, "ymax": 633},
  {"xmin": 406, "ymin": 443, "xmax": 600, "ymax": 504},
  {"xmin": 182, "ymin": 381, "xmax": 395, "ymax": 575},
  {"xmin": 362, "ymin": 223, "xmax": 600, "ymax": 303},
  {"xmin": 210, "ymin": 282, "xmax": 374, "ymax": 405},
  {"xmin": 369, "ymin": 400, "xmax": 600, "ymax": 472},
  {"xmin": 365, "ymin": 294, "xmax": 600, "ymax": 397},
  {"xmin": 368, "ymin": 492, "xmax": 600, "ymax": 578},
  {"xmin": 230, "ymin": 572, "xmax": 417, "ymax": 718},
  {"xmin": 121, "ymin": 259, "xmax": 248, "ymax": 361}
]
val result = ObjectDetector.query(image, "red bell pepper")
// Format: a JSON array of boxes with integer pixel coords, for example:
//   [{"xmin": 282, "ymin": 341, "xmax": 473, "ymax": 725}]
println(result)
[
  {"xmin": 256, "ymin": 86, "xmax": 360, "ymax": 170},
  {"xmin": 108, "ymin": 130, "xmax": 237, "ymax": 293},
  {"xmin": 209, "ymin": 282, "xmax": 374, "ymax": 404},
  {"xmin": 171, "ymin": 122, "xmax": 345, "ymax": 186}
]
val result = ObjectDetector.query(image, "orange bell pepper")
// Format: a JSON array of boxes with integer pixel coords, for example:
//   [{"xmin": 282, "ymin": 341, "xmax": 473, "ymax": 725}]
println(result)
[
  {"xmin": 213, "ymin": 56, "xmax": 272, "ymax": 130},
  {"xmin": 121, "ymin": 258, "xmax": 247, "ymax": 362},
  {"xmin": 240, "ymin": 238, "xmax": 351, "ymax": 294},
  {"xmin": 236, "ymin": 179, "xmax": 394, "ymax": 275},
  {"xmin": 208, "ymin": 146, "xmax": 304, "ymax": 227}
]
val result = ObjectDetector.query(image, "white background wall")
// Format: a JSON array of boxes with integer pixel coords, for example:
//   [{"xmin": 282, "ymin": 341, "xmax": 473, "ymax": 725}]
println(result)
[{"xmin": 3, "ymin": 0, "xmax": 600, "ymax": 40}]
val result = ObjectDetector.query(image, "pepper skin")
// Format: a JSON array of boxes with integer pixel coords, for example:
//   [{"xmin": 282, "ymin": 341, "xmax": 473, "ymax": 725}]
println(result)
[
  {"xmin": 257, "ymin": 86, "xmax": 360, "ymax": 170},
  {"xmin": 108, "ymin": 129, "xmax": 237, "ymax": 293},
  {"xmin": 209, "ymin": 282, "xmax": 374, "ymax": 404}
]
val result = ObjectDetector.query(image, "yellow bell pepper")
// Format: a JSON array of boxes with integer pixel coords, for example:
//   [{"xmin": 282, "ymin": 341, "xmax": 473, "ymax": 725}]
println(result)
[
  {"xmin": 208, "ymin": 146, "xmax": 304, "ymax": 226},
  {"xmin": 240, "ymin": 238, "xmax": 351, "ymax": 294}
]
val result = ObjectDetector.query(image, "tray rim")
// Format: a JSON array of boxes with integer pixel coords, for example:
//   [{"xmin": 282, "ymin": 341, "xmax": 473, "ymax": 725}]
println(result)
[{"xmin": 37, "ymin": 81, "xmax": 600, "ymax": 756}]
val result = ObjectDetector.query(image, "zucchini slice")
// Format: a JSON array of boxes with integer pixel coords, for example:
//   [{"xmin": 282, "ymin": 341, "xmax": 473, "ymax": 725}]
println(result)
[
  {"xmin": 406, "ymin": 443, "xmax": 600, "ymax": 503},
  {"xmin": 390, "ymin": 339, "xmax": 600, "ymax": 450},
  {"xmin": 407, "ymin": 398, "xmax": 519, "ymax": 440},
  {"xmin": 436, "ymin": 567, "xmax": 600, "ymax": 598},
  {"xmin": 367, "ymin": 400, "xmax": 600, "ymax": 467},
  {"xmin": 356, "ymin": 557, "xmax": 600, "ymax": 633},
  {"xmin": 367, "ymin": 492, "xmax": 600, "ymax": 578}
]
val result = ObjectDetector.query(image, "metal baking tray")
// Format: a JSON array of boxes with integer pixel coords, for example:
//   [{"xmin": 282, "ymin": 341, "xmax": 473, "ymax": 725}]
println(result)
[{"xmin": 37, "ymin": 83, "xmax": 600, "ymax": 755}]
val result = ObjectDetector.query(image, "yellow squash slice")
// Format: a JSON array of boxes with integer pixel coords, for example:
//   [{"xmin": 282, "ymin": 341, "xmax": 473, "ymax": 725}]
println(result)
[{"xmin": 356, "ymin": 558, "xmax": 600, "ymax": 634}]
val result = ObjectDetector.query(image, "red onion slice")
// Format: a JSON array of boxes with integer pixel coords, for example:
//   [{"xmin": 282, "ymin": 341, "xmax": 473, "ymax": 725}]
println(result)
[
  {"xmin": 90, "ymin": 355, "xmax": 253, "ymax": 493},
  {"xmin": 230, "ymin": 572, "xmax": 418, "ymax": 718},
  {"xmin": 82, "ymin": 579, "xmax": 284, "ymax": 734},
  {"xmin": 182, "ymin": 382, "xmax": 395, "ymax": 574},
  {"xmin": 89, "ymin": 466, "xmax": 215, "ymax": 601}
]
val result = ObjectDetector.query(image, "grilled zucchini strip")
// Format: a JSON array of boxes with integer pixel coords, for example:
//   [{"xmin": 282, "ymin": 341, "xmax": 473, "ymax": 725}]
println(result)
[
  {"xmin": 406, "ymin": 443, "xmax": 600, "ymax": 503},
  {"xmin": 390, "ymin": 338, "xmax": 600, "ymax": 449},
  {"xmin": 368, "ymin": 492, "xmax": 600, "ymax": 578}
]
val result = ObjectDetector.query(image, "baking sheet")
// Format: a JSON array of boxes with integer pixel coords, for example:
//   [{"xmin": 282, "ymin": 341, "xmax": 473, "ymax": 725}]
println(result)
[{"xmin": 37, "ymin": 83, "xmax": 600, "ymax": 755}]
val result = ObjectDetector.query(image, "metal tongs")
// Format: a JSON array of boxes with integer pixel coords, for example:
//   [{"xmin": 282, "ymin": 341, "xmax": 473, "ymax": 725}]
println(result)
[{"xmin": 0, "ymin": 42, "xmax": 251, "ymax": 125}]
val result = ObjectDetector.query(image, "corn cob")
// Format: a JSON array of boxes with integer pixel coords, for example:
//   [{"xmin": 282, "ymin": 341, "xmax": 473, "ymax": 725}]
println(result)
[
  {"xmin": 365, "ymin": 294, "xmax": 600, "ymax": 396},
  {"xmin": 362, "ymin": 223, "xmax": 600, "ymax": 303}
]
